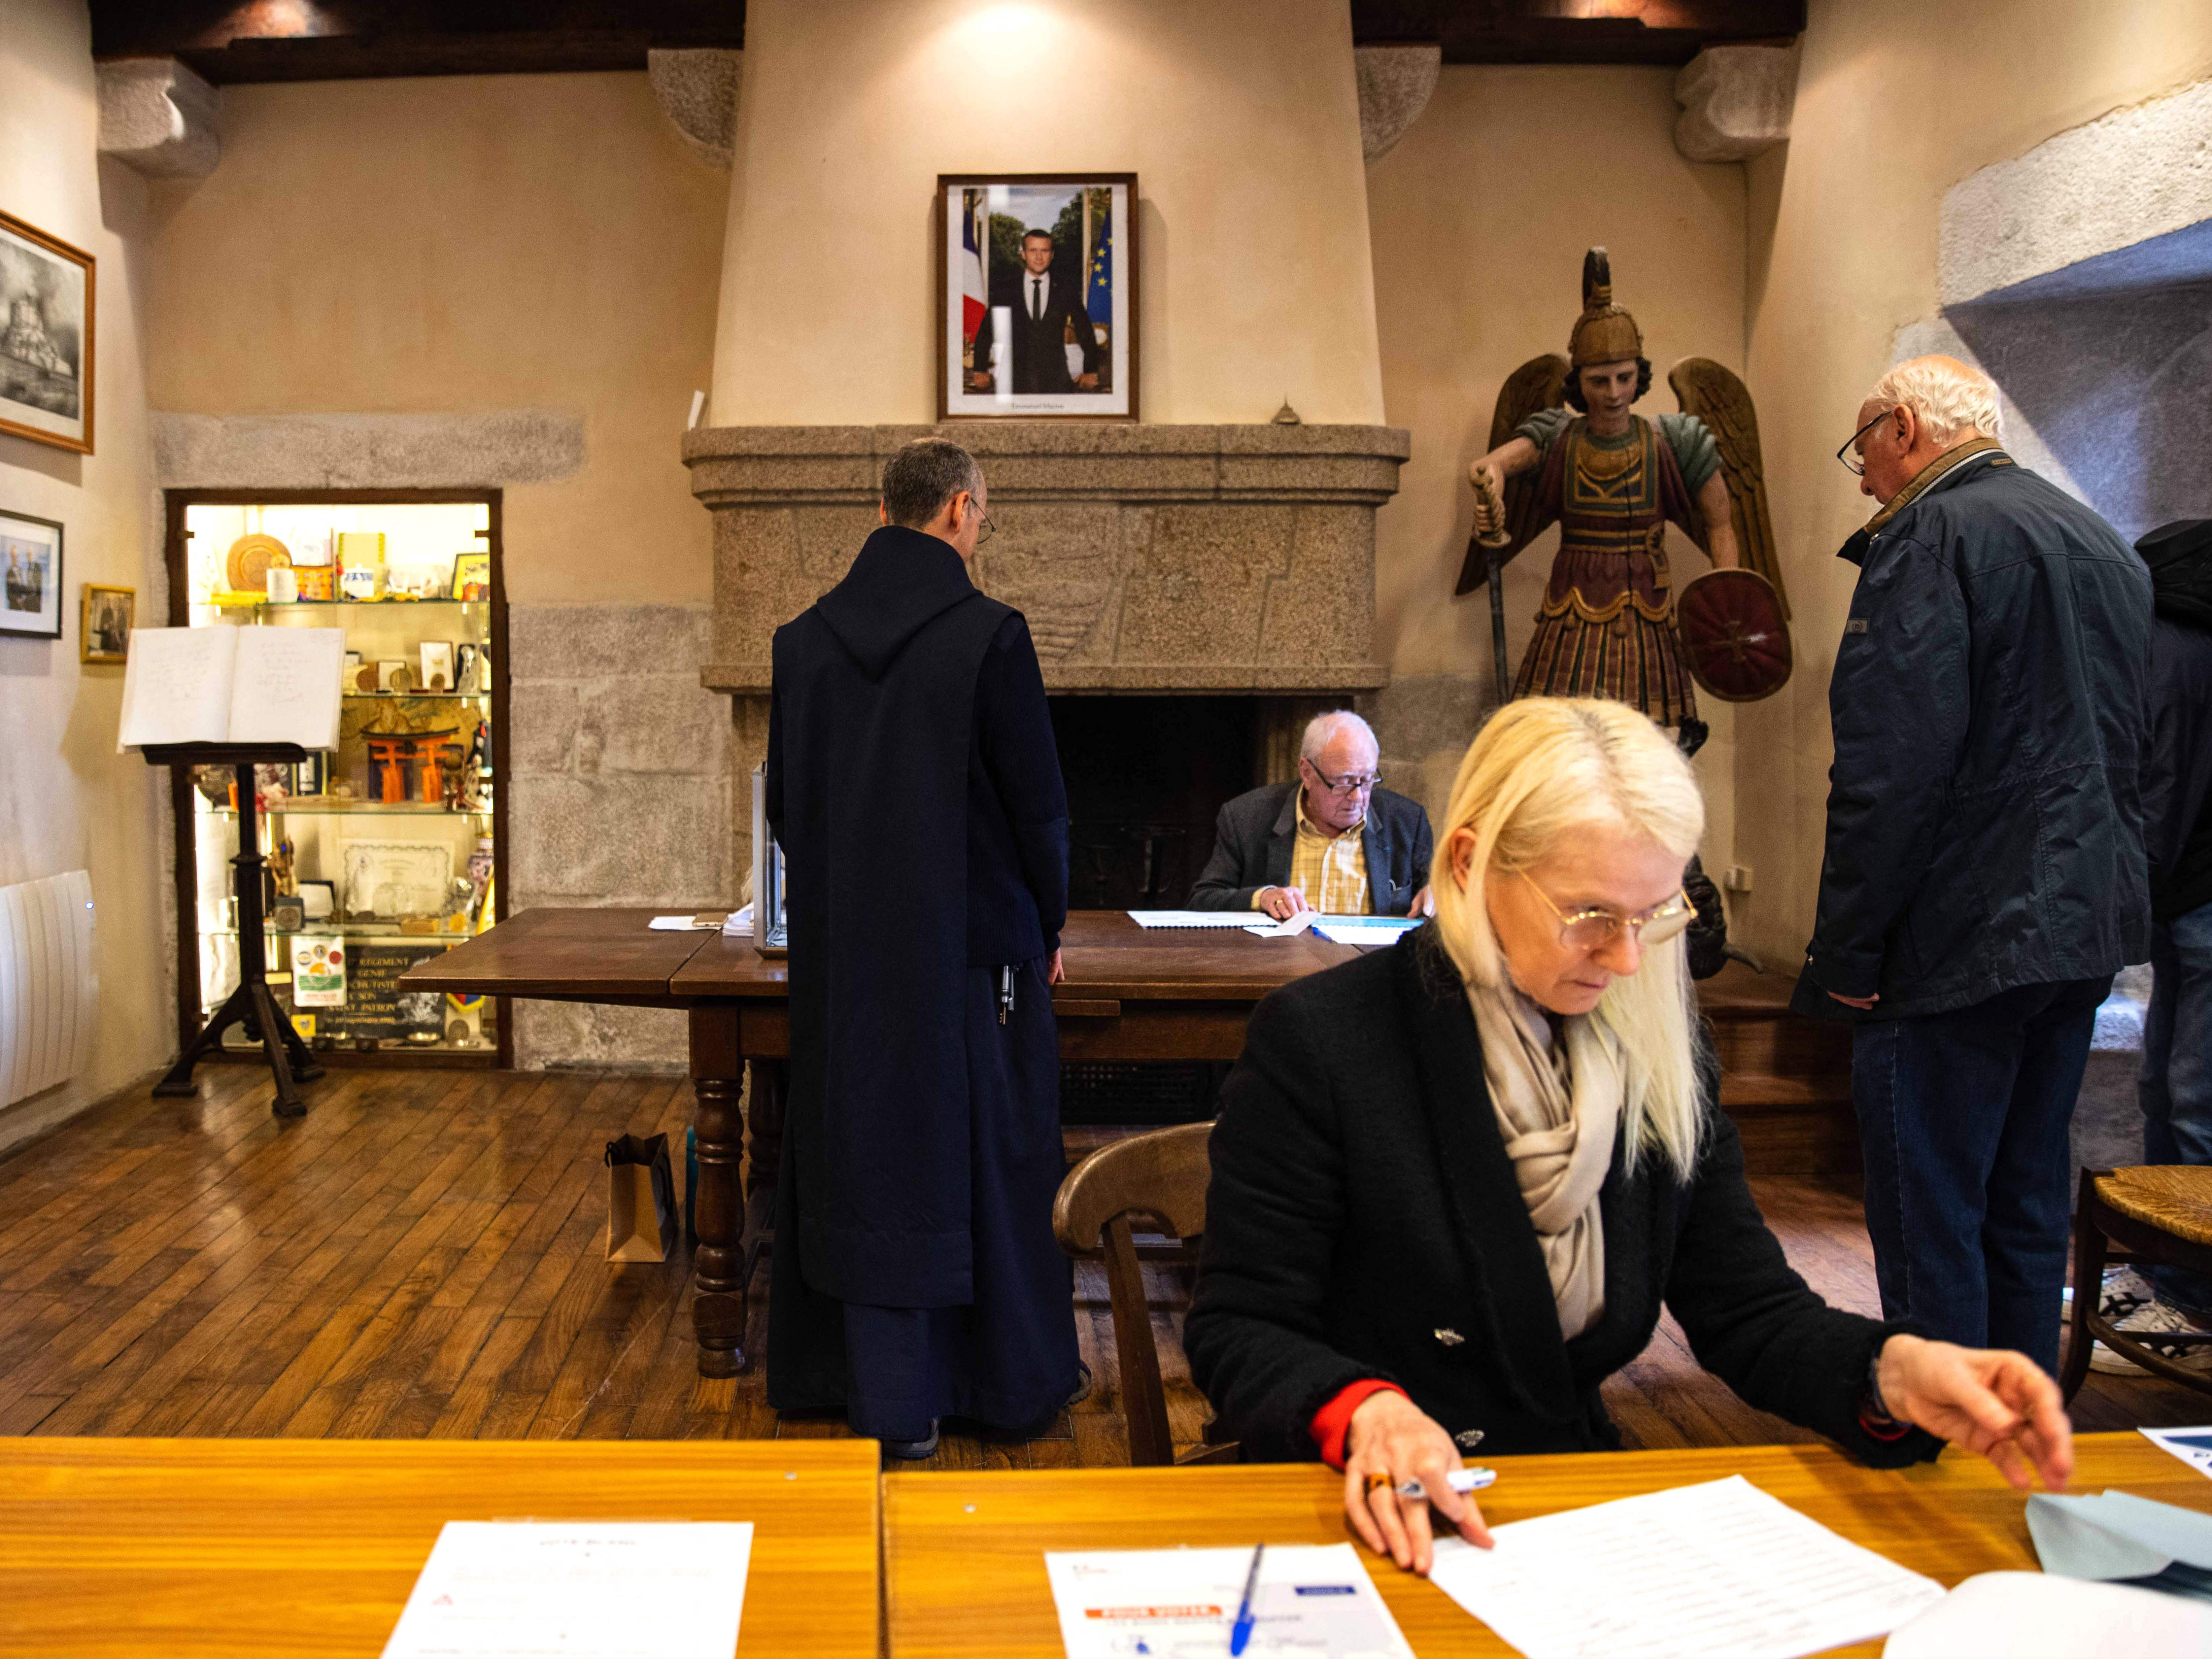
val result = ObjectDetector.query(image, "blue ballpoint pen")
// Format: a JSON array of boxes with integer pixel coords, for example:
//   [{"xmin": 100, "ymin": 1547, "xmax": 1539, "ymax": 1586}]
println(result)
[{"xmin": 1229, "ymin": 1541, "xmax": 1264, "ymax": 1657}]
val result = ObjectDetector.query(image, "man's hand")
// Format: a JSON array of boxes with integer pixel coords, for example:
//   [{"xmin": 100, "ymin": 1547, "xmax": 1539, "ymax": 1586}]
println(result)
[
  {"xmin": 1256, "ymin": 885, "xmax": 1313, "ymax": 921},
  {"xmin": 966, "ymin": 371, "xmax": 994, "ymax": 392},
  {"xmin": 1341, "ymin": 1391, "xmax": 1492, "ymax": 1575},
  {"xmin": 1076, "ymin": 372, "xmax": 1099, "ymax": 391},
  {"xmin": 1047, "ymin": 948, "xmax": 1065, "ymax": 985},
  {"xmin": 1468, "ymin": 461, "xmax": 1506, "ymax": 537},
  {"xmin": 1829, "ymin": 991, "xmax": 1879, "ymax": 1010},
  {"xmin": 1876, "ymin": 1333, "xmax": 2074, "ymax": 1491},
  {"xmin": 1405, "ymin": 885, "xmax": 1435, "ymax": 920}
]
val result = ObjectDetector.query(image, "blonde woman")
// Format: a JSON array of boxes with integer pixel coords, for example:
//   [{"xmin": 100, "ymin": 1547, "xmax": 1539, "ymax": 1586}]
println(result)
[{"xmin": 1185, "ymin": 699, "xmax": 2071, "ymax": 1577}]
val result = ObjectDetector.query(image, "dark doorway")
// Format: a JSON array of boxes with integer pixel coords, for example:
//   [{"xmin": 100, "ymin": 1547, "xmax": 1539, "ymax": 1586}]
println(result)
[{"xmin": 1050, "ymin": 696, "xmax": 1261, "ymax": 911}]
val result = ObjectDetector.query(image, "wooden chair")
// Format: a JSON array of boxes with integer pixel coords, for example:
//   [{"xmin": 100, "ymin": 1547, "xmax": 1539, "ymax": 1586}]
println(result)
[
  {"xmin": 1052, "ymin": 1122, "xmax": 1238, "ymax": 1467},
  {"xmin": 2061, "ymin": 1165, "xmax": 2212, "ymax": 1402}
]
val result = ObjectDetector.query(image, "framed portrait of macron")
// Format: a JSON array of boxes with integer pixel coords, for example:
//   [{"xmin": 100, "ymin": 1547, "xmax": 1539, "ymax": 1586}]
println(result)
[
  {"xmin": 939, "ymin": 173, "xmax": 1136, "ymax": 421},
  {"xmin": 0, "ymin": 508, "xmax": 63, "ymax": 641},
  {"xmin": 0, "ymin": 210, "xmax": 94, "ymax": 455}
]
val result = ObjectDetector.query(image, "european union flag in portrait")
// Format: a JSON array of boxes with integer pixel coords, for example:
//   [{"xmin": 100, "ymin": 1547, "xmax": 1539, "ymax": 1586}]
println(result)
[{"xmin": 1087, "ymin": 206, "xmax": 1112, "ymax": 333}]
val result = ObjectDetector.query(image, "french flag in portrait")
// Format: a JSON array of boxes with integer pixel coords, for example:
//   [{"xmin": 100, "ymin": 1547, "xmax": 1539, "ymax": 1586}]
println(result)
[{"xmin": 961, "ymin": 193, "xmax": 987, "ymax": 343}]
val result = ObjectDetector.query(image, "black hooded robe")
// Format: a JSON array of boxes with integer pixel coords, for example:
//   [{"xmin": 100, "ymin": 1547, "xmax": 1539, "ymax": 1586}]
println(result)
[{"xmin": 763, "ymin": 525, "xmax": 1078, "ymax": 1438}]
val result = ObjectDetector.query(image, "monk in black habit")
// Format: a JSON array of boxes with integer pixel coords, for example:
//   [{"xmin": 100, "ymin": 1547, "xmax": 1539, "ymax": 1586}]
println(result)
[{"xmin": 764, "ymin": 437, "xmax": 1080, "ymax": 1458}]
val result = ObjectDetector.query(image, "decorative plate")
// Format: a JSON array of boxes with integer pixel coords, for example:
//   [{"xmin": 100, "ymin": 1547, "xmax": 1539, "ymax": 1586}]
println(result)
[{"xmin": 226, "ymin": 533, "xmax": 293, "ymax": 595}]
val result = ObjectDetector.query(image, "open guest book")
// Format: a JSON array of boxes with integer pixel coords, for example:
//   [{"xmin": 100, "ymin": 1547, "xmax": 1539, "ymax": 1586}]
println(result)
[{"xmin": 116, "ymin": 625, "xmax": 346, "ymax": 752}]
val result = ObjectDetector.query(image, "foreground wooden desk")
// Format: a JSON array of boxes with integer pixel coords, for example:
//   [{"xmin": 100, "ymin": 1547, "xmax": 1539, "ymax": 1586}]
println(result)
[
  {"xmin": 403, "ymin": 910, "xmax": 1358, "ymax": 1376},
  {"xmin": 0, "ymin": 1437, "xmax": 882, "ymax": 1658},
  {"xmin": 882, "ymin": 1432, "xmax": 2212, "ymax": 1657}
]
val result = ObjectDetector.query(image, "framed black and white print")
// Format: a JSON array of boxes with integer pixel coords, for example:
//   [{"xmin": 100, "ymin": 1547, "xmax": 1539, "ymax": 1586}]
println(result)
[
  {"xmin": 0, "ymin": 210, "xmax": 93, "ymax": 455},
  {"xmin": 939, "ymin": 173, "xmax": 1136, "ymax": 421},
  {"xmin": 0, "ymin": 509, "xmax": 63, "ymax": 641}
]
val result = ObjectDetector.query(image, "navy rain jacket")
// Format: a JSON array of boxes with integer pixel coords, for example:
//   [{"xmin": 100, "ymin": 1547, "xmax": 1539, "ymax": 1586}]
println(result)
[{"xmin": 1795, "ymin": 446, "xmax": 2152, "ymax": 1021}]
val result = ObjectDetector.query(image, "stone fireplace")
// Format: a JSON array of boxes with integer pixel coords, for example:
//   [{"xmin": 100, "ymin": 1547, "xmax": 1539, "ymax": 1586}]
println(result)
[{"xmin": 686, "ymin": 422, "xmax": 1411, "ymax": 886}]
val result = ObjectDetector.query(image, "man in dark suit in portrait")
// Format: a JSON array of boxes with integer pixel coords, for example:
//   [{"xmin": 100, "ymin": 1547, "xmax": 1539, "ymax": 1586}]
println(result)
[
  {"xmin": 968, "ymin": 229, "xmax": 1103, "ymax": 397},
  {"xmin": 1188, "ymin": 711, "xmax": 1435, "ymax": 920}
]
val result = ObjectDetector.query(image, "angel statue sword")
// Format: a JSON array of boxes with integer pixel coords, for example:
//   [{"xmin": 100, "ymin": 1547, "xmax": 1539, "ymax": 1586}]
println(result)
[{"xmin": 1469, "ymin": 469, "xmax": 1513, "ymax": 705}]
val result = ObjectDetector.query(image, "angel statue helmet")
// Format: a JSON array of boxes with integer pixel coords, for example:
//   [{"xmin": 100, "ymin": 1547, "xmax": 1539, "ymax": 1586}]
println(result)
[{"xmin": 1462, "ymin": 248, "xmax": 1791, "ymax": 743}]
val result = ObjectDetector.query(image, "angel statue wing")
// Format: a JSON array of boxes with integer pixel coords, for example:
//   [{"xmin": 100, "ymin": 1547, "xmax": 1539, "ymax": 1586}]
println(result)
[
  {"xmin": 1455, "ymin": 353, "xmax": 1569, "ymax": 597},
  {"xmin": 1669, "ymin": 356, "xmax": 1788, "ymax": 619}
]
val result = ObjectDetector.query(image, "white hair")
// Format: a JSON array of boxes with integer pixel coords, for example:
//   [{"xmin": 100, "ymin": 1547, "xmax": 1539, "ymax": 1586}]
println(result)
[
  {"xmin": 1865, "ymin": 354, "xmax": 2002, "ymax": 446},
  {"xmin": 1300, "ymin": 710, "xmax": 1377, "ymax": 764}
]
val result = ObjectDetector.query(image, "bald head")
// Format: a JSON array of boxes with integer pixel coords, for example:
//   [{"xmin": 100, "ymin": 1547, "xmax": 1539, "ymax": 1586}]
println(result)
[{"xmin": 1851, "ymin": 354, "xmax": 2002, "ymax": 505}]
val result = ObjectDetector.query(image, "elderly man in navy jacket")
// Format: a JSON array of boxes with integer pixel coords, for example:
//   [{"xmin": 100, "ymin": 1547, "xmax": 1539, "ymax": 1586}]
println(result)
[
  {"xmin": 765, "ymin": 437, "xmax": 1080, "ymax": 1459},
  {"xmin": 1797, "ymin": 355, "xmax": 2151, "ymax": 1375}
]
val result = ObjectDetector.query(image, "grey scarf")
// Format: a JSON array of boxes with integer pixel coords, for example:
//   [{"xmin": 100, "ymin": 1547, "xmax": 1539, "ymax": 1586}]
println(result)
[{"xmin": 1467, "ymin": 982, "xmax": 1623, "ymax": 1341}]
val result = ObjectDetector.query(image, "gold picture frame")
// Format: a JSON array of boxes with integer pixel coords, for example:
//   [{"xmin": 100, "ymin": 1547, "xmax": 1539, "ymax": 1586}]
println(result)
[
  {"xmin": 450, "ymin": 551, "xmax": 490, "ymax": 601},
  {"xmin": 80, "ymin": 582, "xmax": 133, "ymax": 663},
  {"xmin": 0, "ymin": 209, "xmax": 95, "ymax": 455}
]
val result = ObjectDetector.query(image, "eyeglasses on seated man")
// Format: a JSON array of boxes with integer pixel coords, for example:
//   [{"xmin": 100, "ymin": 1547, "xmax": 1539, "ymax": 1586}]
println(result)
[{"xmin": 1183, "ymin": 697, "xmax": 2072, "ymax": 1577}]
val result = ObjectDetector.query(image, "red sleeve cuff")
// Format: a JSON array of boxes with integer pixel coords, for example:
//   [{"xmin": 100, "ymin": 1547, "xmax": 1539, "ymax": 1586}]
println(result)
[{"xmin": 1309, "ymin": 1380, "xmax": 1407, "ymax": 1470}]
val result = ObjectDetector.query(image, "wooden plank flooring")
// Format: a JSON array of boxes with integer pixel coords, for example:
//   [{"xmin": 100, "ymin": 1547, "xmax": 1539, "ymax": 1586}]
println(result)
[{"xmin": 0, "ymin": 1064, "xmax": 2202, "ymax": 1462}]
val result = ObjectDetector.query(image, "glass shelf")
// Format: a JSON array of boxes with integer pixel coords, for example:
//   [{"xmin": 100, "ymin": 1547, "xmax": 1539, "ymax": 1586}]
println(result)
[
  {"xmin": 199, "ymin": 922, "xmax": 476, "ymax": 940},
  {"xmin": 343, "ymin": 691, "xmax": 488, "ymax": 701},
  {"xmin": 231, "ymin": 597, "xmax": 487, "ymax": 609},
  {"xmin": 197, "ymin": 802, "xmax": 491, "ymax": 817}
]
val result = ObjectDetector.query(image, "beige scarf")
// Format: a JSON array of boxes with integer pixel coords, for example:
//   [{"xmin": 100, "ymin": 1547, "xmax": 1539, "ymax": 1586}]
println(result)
[{"xmin": 1467, "ymin": 983, "xmax": 1623, "ymax": 1341}]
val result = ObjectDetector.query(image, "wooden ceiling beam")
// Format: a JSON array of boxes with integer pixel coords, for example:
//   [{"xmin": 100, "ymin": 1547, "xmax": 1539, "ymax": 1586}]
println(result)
[{"xmin": 1352, "ymin": 0, "xmax": 1803, "ymax": 66}]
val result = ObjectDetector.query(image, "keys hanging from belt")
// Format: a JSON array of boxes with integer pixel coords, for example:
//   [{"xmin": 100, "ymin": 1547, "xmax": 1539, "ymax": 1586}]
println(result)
[{"xmin": 998, "ymin": 964, "xmax": 1016, "ymax": 1026}]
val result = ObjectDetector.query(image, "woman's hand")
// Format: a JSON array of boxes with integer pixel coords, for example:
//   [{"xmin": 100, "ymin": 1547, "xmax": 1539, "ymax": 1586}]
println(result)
[
  {"xmin": 1876, "ymin": 1333, "xmax": 2074, "ymax": 1491},
  {"xmin": 1341, "ymin": 1390, "xmax": 1493, "ymax": 1575}
]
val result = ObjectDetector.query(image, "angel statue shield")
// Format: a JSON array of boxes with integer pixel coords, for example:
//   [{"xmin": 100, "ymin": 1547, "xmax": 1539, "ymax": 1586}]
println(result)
[{"xmin": 1460, "ymin": 247, "xmax": 1790, "ymax": 751}]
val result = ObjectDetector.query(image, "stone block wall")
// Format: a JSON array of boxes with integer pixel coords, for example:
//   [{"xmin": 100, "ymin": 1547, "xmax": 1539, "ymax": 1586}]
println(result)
[{"xmin": 506, "ymin": 603, "xmax": 733, "ymax": 1070}]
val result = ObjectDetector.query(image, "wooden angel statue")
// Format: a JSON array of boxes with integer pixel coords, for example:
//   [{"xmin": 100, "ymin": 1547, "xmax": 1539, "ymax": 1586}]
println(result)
[{"xmin": 1460, "ymin": 247, "xmax": 1787, "ymax": 743}]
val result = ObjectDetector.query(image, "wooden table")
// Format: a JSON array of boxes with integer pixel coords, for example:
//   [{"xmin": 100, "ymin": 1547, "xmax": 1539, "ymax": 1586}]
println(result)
[
  {"xmin": 0, "ymin": 1437, "xmax": 882, "ymax": 1658},
  {"xmin": 882, "ymin": 1432, "xmax": 2212, "ymax": 1656},
  {"xmin": 402, "ymin": 910, "xmax": 1360, "ymax": 1377}
]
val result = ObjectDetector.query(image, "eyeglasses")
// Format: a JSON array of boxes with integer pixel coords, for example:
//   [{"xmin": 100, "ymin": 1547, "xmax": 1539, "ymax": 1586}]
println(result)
[
  {"xmin": 1521, "ymin": 873, "xmax": 1694, "ymax": 952},
  {"xmin": 1835, "ymin": 408, "xmax": 1897, "ymax": 477},
  {"xmin": 1305, "ymin": 762, "xmax": 1379, "ymax": 797},
  {"xmin": 975, "ymin": 510, "xmax": 997, "ymax": 547}
]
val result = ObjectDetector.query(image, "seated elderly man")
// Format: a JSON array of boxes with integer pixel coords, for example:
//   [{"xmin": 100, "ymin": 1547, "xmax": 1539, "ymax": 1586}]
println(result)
[{"xmin": 1189, "ymin": 711, "xmax": 1434, "ymax": 919}]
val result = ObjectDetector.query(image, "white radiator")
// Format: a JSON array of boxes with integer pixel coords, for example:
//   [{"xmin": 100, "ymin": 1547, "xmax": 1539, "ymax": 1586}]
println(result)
[{"xmin": 0, "ymin": 870, "xmax": 99, "ymax": 1109}]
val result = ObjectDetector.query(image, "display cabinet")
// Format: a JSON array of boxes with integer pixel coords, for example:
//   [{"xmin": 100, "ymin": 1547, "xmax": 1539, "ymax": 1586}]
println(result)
[{"xmin": 163, "ymin": 489, "xmax": 511, "ymax": 1067}]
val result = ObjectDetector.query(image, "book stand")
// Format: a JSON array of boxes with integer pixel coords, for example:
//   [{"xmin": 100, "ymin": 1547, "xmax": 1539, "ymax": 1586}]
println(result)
[{"xmin": 143, "ymin": 742, "xmax": 326, "ymax": 1118}]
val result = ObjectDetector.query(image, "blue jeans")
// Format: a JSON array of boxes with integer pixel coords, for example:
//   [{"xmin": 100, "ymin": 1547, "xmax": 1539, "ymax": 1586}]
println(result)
[
  {"xmin": 2143, "ymin": 902, "xmax": 2212, "ymax": 1318},
  {"xmin": 1855, "ymin": 976, "xmax": 2111, "ymax": 1375}
]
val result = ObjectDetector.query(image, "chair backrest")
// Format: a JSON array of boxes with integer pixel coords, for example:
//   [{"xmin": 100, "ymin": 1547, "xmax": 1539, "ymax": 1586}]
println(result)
[{"xmin": 1052, "ymin": 1122, "xmax": 1213, "ymax": 1467}]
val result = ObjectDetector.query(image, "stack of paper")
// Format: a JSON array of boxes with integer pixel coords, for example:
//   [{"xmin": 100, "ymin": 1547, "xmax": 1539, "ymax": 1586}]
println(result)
[
  {"xmin": 1425, "ymin": 1475, "xmax": 1943, "ymax": 1658},
  {"xmin": 382, "ymin": 1521, "xmax": 754, "ymax": 1659},
  {"xmin": 1884, "ymin": 1571, "xmax": 2212, "ymax": 1657}
]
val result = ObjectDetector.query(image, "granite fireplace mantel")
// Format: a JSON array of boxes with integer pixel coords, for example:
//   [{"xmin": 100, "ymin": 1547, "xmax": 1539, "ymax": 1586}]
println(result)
[{"xmin": 684, "ymin": 422, "xmax": 1410, "ymax": 696}]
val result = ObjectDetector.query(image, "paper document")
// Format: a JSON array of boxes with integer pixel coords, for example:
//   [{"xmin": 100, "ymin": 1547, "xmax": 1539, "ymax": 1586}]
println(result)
[
  {"xmin": 382, "ymin": 1520, "xmax": 753, "ymax": 1659},
  {"xmin": 1883, "ymin": 1570, "xmax": 2212, "ymax": 1658},
  {"xmin": 1244, "ymin": 911, "xmax": 1319, "ymax": 938},
  {"xmin": 2143, "ymin": 1426, "xmax": 2212, "ymax": 1481},
  {"xmin": 1129, "ymin": 910, "xmax": 1278, "ymax": 929},
  {"xmin": 647, "ymin": 914, "xmax": 727, "ymax": 932},
  {"xmin": 117, "ymin": 625, "xmax": 345, "ymax": 751},
  {"xmin": 1045, "ymin": 1542, "xmax": 1412, "ymax": 1658},
  {"xmin": 1311, "ymin": 917, "xmax": 1423, "ymax": 947},
  {"xmin": 1426, "ymin": 1475, "xmax": 1942, "ymax": 1658},
  {"xmin": 2028, "ymin": 1488, "xmax": 2212, "ymax": 1599}
]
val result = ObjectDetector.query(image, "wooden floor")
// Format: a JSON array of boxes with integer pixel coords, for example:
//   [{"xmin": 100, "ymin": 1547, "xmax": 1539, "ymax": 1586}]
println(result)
[{"xmin": 0, "ymin": 1063, "xmax": 2201, "ymax": 1463}]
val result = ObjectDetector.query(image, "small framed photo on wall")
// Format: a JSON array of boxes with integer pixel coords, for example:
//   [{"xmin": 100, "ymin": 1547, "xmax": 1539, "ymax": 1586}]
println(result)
[
  {"xmin": 0, "ymin": 209, "xmax": 95, "ymax": 455},
  {"xmin": 0, "ymin": 508, "xmax": 63, "ymax": 641},
  {"xmin": 939, "ymin": 173, "xmax": 1136, "ymax": 421},
  {"xmin": 81, "ymin": 583, "xmax": 133, "ymax": 663}
]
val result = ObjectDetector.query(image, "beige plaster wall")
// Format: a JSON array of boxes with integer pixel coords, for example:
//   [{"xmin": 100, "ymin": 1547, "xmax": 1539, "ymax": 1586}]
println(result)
[
  {"xmin": 710, "ymin": 0, "xmax": 1384, "ymax": 427},
  {"xmin": 144, "ymin": 72, "xmax": 728, "ymax": 604},
  {"xmin": 0, "ymin": 0, "xmax": 168, "ymax": 1149},
  {"xmin": 1365, "ymin": 64, "xmax": 1747, "ymax": 849},
  {"xmin": 1736, "ymin": 0, "xmax": 2212, "ymax": 964}
]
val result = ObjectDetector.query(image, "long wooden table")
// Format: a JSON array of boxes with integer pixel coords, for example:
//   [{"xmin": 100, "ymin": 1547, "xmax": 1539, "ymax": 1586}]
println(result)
[
  {"xmin": 883, "ymin": 1432, "xmax": 2212, "ymax": 1656},
  {"xmin": 0, "ymin": 1438, "xmax": 882, "ymax": 1658},
  {"xmin": 402, "ymin": 909, "xmax": 1362, "ymax": 1376}
]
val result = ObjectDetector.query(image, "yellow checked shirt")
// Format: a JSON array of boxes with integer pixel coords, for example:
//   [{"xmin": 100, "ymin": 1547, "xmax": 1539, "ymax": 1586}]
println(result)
[{"xmin": 1284, "ymin": 794, "xmax": 1371, "ymax": 915}]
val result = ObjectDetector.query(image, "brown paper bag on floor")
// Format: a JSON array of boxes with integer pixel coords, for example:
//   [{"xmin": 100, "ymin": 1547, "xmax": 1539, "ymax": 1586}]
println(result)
[{"xmin": 606, "ymin": 1132, "xmax": 679, "ymax": 1262}]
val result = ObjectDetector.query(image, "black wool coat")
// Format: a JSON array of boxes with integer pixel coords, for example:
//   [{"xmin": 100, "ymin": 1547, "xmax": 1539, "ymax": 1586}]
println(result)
[
  {"xmin": 767, "ymin": 526, "xmax": 1068, "ymax": 1308},
  {"xmin": 1794, "ymin": 447, "xmax": 2151, "ymax": 1021},
  {"xmin": 1185, "ymin": 930, "xmax": 1940, "ymax": 1466}
]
